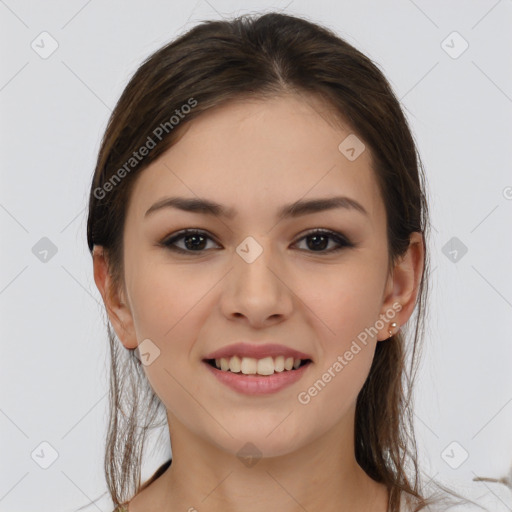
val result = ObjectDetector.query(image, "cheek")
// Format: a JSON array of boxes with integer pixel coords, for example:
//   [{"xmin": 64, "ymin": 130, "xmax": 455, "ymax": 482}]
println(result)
[
  {"xmin": 127, "ymin": 257, "xmax": 208, "ymax": 341},
  {"xmin": 294, "ymin": 346, "xmax": 373, "ymax": 439},
  {"xmin": 298, "ymin": 260, "xmax": 385, "ymax": 349},
  {"xmin": 295, "ymin": 275, "xmax": 380, "ymax": 422},
  {"xmin": 125, "ymin": 259, "xmax": 214, "ymax": 401},
  {"xmin": 291, "ymin": 260, "xmax": 384, "ymax": 406}
]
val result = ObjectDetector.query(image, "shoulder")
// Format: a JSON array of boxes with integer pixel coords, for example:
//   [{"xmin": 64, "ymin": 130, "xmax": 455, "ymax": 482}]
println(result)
[
  {"xmin": 400, "ymin": 481, "xmax": 512, "ymax": 511},
  {"xmin": 111, "ymin": 458, "xmax": 172, "ymax": 512}
]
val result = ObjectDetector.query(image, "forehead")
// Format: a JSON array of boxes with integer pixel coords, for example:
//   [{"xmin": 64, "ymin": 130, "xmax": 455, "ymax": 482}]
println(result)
[{"xmin": 126, "ymin": 94, "xmax": 384, "ymax": 224}]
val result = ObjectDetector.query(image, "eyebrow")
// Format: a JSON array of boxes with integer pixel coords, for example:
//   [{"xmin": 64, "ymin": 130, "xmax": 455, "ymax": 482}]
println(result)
[{"xmin": 144, "ymin": 195, "xmax": 368, "ymax": 220}]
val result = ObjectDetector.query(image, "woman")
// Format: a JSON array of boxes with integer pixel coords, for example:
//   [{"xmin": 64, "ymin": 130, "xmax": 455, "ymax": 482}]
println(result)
[{"xmin": 85, "ymin": 11, "xmax": 489, "ymax": 512}]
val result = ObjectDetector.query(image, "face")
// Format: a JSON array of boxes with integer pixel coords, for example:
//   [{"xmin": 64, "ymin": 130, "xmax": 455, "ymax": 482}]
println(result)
[{"xmin": 96, "ymin": 94, "xmax": 416, "ymax": 459}]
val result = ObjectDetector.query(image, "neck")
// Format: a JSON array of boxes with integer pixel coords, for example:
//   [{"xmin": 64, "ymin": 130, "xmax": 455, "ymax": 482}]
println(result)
[{"xmin": 130, "ymin": 406, "xmax": 389, "ymax": 512}]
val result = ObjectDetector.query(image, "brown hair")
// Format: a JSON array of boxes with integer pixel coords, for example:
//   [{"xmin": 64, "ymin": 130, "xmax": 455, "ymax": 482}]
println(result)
[{"xmin": 84, "ymin": 11, "xmax": 462, "ymax": 512}]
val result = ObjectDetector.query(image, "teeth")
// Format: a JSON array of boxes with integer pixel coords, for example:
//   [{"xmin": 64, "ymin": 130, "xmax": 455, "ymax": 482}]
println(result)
[
  {"xmin": 229, "ymin": 355, "xmax": 241, "ymax": 373},
  {"xmin": 240, "ymin": 357, "xmax": 257, "ymax": 374},
  {"xmin": 214, "ymin": 355, "xmax": 307, "ymax": 375},
  {"xmin": 257, "ymin": 357, "xmax": 275, "ymax": 376}
]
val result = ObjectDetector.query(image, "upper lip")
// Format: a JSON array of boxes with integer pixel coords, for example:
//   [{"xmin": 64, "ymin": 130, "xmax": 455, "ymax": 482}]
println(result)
[{"xmin": 204, "ymin": 342, "xmax": 313, "ymax": 361}]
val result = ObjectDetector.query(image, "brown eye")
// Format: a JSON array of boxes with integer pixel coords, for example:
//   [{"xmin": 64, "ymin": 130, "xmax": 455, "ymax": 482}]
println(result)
[
  {"xmin": 294, "ymin": 229, "xmax": 353, "ymax": 253},
  {"xmin": 161, "ymin": 229, "xmax": 220, "ymax": 254},
  {"xmin": 160, "ymin": 228, "xmax": 354, "ymax": 255}
]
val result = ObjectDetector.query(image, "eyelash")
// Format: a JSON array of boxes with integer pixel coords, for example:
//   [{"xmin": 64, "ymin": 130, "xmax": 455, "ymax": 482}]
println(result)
[{"xmin": 159, "ymin": 228, "xmax": 354, "ymax": 255}]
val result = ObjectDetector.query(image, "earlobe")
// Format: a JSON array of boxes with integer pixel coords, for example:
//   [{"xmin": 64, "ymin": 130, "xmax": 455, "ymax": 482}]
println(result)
[
  {"xmin": 377, "ymin": 232, "xmax": 425, "ymax": 342},
  {"xmin": 92, "ymin": 246, "xmax": 138, "ymax": 349}
]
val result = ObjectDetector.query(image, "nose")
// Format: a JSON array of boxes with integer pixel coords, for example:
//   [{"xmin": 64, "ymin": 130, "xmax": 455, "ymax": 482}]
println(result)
[{"xmin": 219, "ymin": 238, "xmax": 294, "ymax": 328}]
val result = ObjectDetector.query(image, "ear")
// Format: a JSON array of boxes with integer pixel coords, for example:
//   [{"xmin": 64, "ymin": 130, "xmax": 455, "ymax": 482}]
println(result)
[
  {"xmin": 376, "ymin": 232, "xmax": 425, "ymax": 342},
  {"xmin": 92, "ymin": 245, "xmax": 138, "ymax": 349}
]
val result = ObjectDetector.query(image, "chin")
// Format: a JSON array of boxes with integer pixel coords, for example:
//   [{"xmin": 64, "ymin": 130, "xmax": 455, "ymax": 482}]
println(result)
[{"xmin": 209, "ymin": 420, "xmax": 311, "ymax": 461}]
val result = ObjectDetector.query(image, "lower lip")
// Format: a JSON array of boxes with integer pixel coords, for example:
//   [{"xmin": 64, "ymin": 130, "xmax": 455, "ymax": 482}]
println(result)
[{"xmin": 203, "ymin": 360, "xmax": 312, "ymax": 395}]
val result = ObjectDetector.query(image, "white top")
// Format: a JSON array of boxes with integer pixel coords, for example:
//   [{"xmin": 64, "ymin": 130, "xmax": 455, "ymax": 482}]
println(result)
[{"xmin": 399, "ymin": 481, "xmax": 512, "ymax": 511}]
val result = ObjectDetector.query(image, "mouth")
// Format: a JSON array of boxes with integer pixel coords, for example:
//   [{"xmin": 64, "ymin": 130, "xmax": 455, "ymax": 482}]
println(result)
[
  {"xmin": 202, "ymin": 355, "xmax": 313, "ymax": 395},
  {"xmin": 203, "ymin": 356, "xmax": 313, "ymax": 376}
]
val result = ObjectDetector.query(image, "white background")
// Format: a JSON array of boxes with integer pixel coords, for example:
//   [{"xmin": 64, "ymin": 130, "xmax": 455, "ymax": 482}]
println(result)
[{"xmin": 1, "ymin": 1, "xmax": 511, "ymax": 511}]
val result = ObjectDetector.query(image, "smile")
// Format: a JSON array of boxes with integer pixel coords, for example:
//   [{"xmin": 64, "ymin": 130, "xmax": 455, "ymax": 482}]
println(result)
[
  {"xmin": 203, "ymin": 357, "xmax": 312, "ymax": 395},
  {"xmin": 205, "ymin": 355, "xmax": 312, "ymax": 375}
]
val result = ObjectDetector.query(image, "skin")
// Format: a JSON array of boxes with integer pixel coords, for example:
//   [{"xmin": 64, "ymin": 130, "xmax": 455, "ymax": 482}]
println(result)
[{"xmin": 93, "ymin": 93, "xmax": 424, "ymax": 512}]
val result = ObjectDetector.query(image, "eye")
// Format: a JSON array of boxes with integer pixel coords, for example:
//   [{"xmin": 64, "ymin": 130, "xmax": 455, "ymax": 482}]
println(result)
[
  {"xmin": 159, "ymin": 228, "xmax": 354, "ymax": 255},
  {"xmin": 293, "ymin": 229, "xmax": 354, "ymax": 253},
  {"xmin": 160, "ymin": 229, "xmax": 220, "ymax": 254}
]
